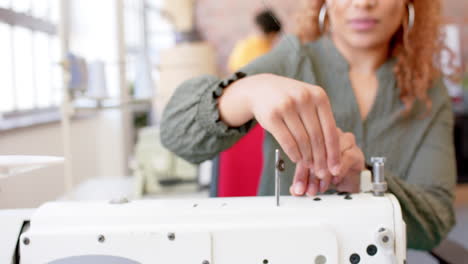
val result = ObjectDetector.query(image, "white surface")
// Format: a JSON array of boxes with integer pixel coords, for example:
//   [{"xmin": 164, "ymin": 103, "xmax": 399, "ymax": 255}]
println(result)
[
  {"xmin": 66, "ymin": 176, "xmax": 207, "ymax": 201},
  {"xmin": 0, "ymin": 111, "xmax": 129, "ymax": 209},
  {"xmin": 360, "ymin": 170, "xmax": 373, "ymax": 192},
  {"xmin": 66, "ymin": 177, "xmax": 136, "ymax": 201},
  {"xmin": 0, "ymin": 156, "xmax": 64, "ymax": 178},
  {"xmin": 0, "ymin": 155, "xmax": 64, "ymax": 168},
  {"xmin": 198, "ymin": 160, "xmax": 212, "ymax": 187},
  {"xmin": 19, "ymin": 193, "xmax": 406, "ymax": 263},
  {"xmin": 0, "ymin": 209, "xmax": 33, "ymax": 264},
  {"xmin": 87, "ymin": 61, "xmax": 109, "ymax": 98}
]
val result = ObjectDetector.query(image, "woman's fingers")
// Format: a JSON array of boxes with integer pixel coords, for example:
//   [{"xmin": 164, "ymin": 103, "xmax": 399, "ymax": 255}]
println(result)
[
  {"xmin": 256, "ymin": 81, "xmax": 342, "ymax": 184},
  {"xmin": 266, "ymin": 111, "xmax": 302, "ymax": 163},
  {"xmin": 335, "ymin": 166, "xmax": 361, "ymax": 194},
  {"xmin": 339, "ymin": 131, "xmax": 355, "ymax": 153},
  {"xmin": 291, "ymin": 162, "xmax": 310, "ymax": 196},
  {"xmin": 333, "ymin": 132, "xmax": 356, "ymax": 184},
  {"xmin": 333, "ymin": 150, "xmax": 354, "ymax": 185},
  {"xmin": 306, "ymin": 172, "xmax": 320, "ymax": 196},
  {"xmin": 313, "ymin": 89, "xmax": 341, "ymax": 176},
  {"xmin": 319, "ymin": 171, "xmax": 332, "ymax": 193},
  {"xmin": 286, "ymin": 128, "xmax": 365, "ymax": 194},
  {"xmin": 266, "ymin": 87, "xmax": 336, "ymax": 172},
  {"xmin": 297, "ymin": 86, "xmax": 341, "ymax": 177},
  {"xmin": 297, "ymin": 100, "xmax": 328, "ymax": 179},
  {"xmin": 282, "ymin": 104, "xmax": 313, "ymax": 167}
]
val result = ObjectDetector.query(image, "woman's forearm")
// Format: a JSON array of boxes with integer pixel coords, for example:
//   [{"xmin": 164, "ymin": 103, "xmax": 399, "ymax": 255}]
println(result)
[
  {"xmin": 218, "ymin": 74, "xmax": 269, "ymax": 127},
  {"xmin": 160, "ymin": 75, "xmax": 250, "ymax": 164}
]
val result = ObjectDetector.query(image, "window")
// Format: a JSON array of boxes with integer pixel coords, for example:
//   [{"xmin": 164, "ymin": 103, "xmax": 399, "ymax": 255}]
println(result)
[
  {"xmin": 0, "ymin": 23, "xmax": 14, "ymax": 112},
  {"xmin": 14, "ymin": 26, "xmax": 34, "ymax": 110},
  {"xmin": 0, "ymin": 0, "xmax": 9, "ymax": 9},
  {"xmin": 0, "ymin": 0, "xmax": 61, "ymax": 115},
  {"xmin": 124, "ymin": 0, "xmax": 175, "ymax": 94}
]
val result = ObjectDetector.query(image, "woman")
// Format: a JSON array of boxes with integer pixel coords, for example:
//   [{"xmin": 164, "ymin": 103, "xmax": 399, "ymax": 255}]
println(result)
[{"xmin": 160, "ymin": 0, "xmax": 456, "ymax": 250}]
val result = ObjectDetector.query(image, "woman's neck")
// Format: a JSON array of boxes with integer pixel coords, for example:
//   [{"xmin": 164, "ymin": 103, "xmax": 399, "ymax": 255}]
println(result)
[{"xmin": 331, "ymin": 34, "xmax": 390, "ymax": 74}]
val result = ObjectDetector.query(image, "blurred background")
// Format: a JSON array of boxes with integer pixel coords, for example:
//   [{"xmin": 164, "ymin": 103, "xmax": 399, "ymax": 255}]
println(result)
[{"xmin": 0, "ymin": 0, "xmax": 467, "ymax": 261}]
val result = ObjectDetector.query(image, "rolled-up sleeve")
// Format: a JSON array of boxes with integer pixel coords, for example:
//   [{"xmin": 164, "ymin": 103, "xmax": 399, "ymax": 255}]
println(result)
[{"xmin": 160, "ymin": 73, "xmax": 254, "ymax": 164}]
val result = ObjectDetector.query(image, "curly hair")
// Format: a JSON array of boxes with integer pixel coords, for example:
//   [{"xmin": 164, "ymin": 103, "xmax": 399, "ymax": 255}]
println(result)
[{"xmin": 295, "ymin": 0, "xmax": 450, "ymax": 113}]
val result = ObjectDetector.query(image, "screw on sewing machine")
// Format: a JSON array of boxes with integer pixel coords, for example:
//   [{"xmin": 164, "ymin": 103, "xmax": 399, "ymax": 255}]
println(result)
[
  {"xmin": 168, "ymin": 232, "xmax": 176, "ymax": 241},
  {"xmin": 371, "ymin": 157, "xmax": 388, "ymax": 196},
  {"xmin": 276, "ymin": 159, "xmax": 285, "ymax": 172},
  {"xmin": 314, "ymin": 255, "xmax": 327, "ymax": 264},
  {"xmin": 22, "ymin": 237, "xmax": 30, "ymax": 246},
  {"xmin": 366, "ymin": 244, "xmax": 378, "ymax": 256},
  {"xmin": 382, "ymin": 235, "xmax": 389, "ymax": 243},
  {"xmin": 98, "ymin": 235, "xmax": 105, "ymax": 243},
  {"xmin": 376, "ymin": 227, "xmax": 394, "ymax": 250},
  {"xmin": 109, "ymin": 197, "xmax": 130, "ymax": 204},
  {"xmin": 349, "ymin": 253, "xmax": 361, "ymax": 264}
]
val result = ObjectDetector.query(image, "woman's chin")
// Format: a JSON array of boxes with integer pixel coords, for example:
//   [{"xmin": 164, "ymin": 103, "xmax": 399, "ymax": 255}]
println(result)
[{"xmin": 345, "ymin": 35, "xmax": 391, "ymax": 50}]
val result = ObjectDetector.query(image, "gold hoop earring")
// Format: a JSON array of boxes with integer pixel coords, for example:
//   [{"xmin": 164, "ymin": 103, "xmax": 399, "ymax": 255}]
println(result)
[{"xmin": 407, "ymin": 2, "xmax": 415, "ymax": 32}]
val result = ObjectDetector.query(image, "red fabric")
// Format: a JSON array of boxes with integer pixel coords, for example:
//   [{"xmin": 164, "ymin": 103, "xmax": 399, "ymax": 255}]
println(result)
[{"xmin": 218, "ymin": 124, "xmax": 264, "ymax": 197}]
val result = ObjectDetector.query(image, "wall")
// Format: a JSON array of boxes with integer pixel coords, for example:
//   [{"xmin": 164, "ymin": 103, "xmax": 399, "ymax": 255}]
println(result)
[
  {"xmin": 195, "ymin": 0, "xmax": 468, "ymax": 75},
  {"xmin": 444, "ymin": 0, "xmax": 468, "ymax": 66},
  {"xmin": 0, "ymin": 110, "xmax": 127, "ymax": 209}
]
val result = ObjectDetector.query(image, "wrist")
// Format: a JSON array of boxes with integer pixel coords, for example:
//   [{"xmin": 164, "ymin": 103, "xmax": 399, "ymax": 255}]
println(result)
[{"xmin": 218, "ymin": 74, "xmax": 255, "ymax": 127}]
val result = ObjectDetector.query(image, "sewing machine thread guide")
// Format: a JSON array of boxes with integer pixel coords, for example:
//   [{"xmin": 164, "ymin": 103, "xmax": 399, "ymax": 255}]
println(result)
[{"xmin": 275, "ymin": 149, "xmax": 285, "ymax": 207}]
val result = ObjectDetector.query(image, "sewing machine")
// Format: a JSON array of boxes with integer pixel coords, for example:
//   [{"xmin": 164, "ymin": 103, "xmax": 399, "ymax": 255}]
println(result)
[{"xmin": 1, "ymin": 154, "xmax": 407, "ymax": 264}]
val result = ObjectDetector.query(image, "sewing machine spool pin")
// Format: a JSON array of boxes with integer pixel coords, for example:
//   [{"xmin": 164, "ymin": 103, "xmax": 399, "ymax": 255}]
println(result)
[
  {"xmin": 275, "ymin": 149, "xmax": 285, "ymax": 207},
  {"xmin": 371, "ymin": 157, "xmax": 388, "ymax": 196}
]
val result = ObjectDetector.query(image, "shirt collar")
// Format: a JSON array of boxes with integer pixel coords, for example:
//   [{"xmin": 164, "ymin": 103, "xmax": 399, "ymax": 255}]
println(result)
[{"xmin": 309, "ymin": 34, "xmax": 396, "ymax": 80}]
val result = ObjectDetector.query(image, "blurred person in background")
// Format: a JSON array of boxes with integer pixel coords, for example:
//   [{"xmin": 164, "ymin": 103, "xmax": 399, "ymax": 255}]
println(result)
[
  {"xmin": 212, "ymin": 10, "xmax": 283, "ymax": 197},
  {"xmin": 228, "ymin": 9, "xmax": 282, "ymax": 72},
  {"xmin": 161, "ymin": 0, "xmax": 457, "ymax": 250}
]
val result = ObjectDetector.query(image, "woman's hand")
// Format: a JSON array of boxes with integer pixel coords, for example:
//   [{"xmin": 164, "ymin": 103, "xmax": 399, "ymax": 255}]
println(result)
[
  {"xmin": 290, "ymin": 128, "xmax": 365, "ymax": 196},
  {"xmin": 218, "ymin": 73, "xmax": 341, "ymax": 178},
  {"xmin": 331, "ymin": 129, "xmax": 365, "ymax": 193}
]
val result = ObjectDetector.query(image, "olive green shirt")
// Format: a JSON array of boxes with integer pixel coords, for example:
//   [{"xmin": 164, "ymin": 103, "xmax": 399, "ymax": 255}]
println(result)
[{"xmin": 160, "ymin": 35, "xmax": 456, "ymax": 250}]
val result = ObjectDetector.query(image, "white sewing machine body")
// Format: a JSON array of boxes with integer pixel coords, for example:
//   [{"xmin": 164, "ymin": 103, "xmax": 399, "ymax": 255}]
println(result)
[{"xmin": 12, "ymin": 193, "xmax": 406, "ymax": 264}]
